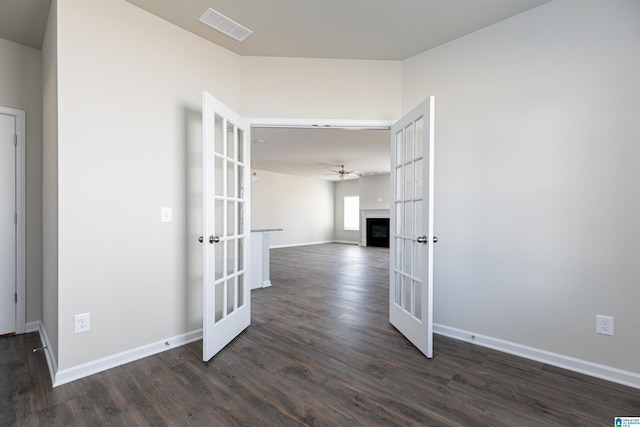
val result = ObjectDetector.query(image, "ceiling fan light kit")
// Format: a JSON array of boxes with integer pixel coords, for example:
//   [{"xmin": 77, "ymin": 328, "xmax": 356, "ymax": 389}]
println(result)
[{"xmin": 327, "ymin": 165, "xmax": 359, "ymax": 181}]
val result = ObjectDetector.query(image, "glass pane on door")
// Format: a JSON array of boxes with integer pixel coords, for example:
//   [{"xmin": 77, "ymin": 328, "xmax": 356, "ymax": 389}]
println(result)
[
  {"xmin": 237, "ymin": 237, "xmax": 244, "ymax": 270},
  {"xmin": 215, "ymin": 200, "xmax": 224, "ymax": 237},
  {"xmin": 237, "ymin": 129, "xmax": 244, "ymax": 162},
  {"xmin": 238, "ymin": 273, "xmax": 245, "ymax": 308},
  {"xmin": 238, "ymin": 202, "xmax": 245, "ymax": 234},
  {"xmin": 404, "ymin": 239, "xmax": 412, "ymax": 274},
  {"xmin": 227, "ymin": 276, "xmax": 236, "ymax": 315},
  {"xmin": 215, "ymin": 282, "xmax": 224, "ymax": 322},
  {"xmin": 405, "ymin": 123, "xmax": 414, "ymax": 162},
  {"xmin": 227, "ymin": 239, "xmax": 235, "ymax": 275},
  {"xmin": 215, "ymin": 243, "xmax": 224, "ymax": 280},
  {"xmin": 404, "ymin": 201, "xmax": 413, "ymax": 237},
  {"xmin": 227, "ymin": 162, "xmax": 235, "ymax": 200},
  {"xmin": 414, "ymin": 243, "xmax": 423, "ymax": 278},
  {"xmin": 226, "ymin": 121, "xmax": 235, "ymax": 159},
  {"xmin": 237, "ymin": 165, "xmax": 244, "ymax": 198},
  {"xmin": 415, "ymin": 117, "xmax": 424, "ymax": 158},
  {"xmin": 395, "ymin": 131, "xmax": 403, "ymax": 165},
  {"xmin": 414, "ymin": 281, "xmax": 422, "ymax": 318},
  {"xmin": 414, "ymin": 201, "xmax": 423, "ymax": 236},
  {"xmin": 403, "ymin": 276, "xmax": 411, "ymax": 311},
  {"xmin": 227, "ymin": 201, "xmax": 235, "ymax": 237},
  {"xmin": 214, "ymin": 115, "xmax": 224, "ymax": 155},
  {"xmin": 395, "ymin": 237, "xmax": 402, "ymax": 270},
  {"xmin": 215, "ymin": 157, "xmax": 224, "ymax": 198},
  {"xmin": 415, "ymin": 159, "xmax": 423, "ymax": 198},
  {"xmin": 404, "ymin": 163, "xmax": 413, "ymax": 200}
]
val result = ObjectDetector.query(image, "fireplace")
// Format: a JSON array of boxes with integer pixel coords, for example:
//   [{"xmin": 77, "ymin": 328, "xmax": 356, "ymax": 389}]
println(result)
[{"xmin": 366, "ymin": 218, "xmax": 390, "ymax": 248}]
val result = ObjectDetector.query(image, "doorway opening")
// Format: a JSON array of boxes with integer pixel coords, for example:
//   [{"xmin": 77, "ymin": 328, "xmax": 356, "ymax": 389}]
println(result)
[{"xmin": 249, "ymin": 118, "xmax": 392, "ymax": 248}]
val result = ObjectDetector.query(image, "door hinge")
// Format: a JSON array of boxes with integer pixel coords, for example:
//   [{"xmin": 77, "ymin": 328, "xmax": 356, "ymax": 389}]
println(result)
[
  {"xmin": 14, "ymin": 134, "xmax": 17, "ymax": 146},
  {"xmin": 14, "ymin": 213, "xmax": 18, "ymax": 225},
  {"xmin": 15, "ymin": 292, "xmax": 18, "ymax": 303}
]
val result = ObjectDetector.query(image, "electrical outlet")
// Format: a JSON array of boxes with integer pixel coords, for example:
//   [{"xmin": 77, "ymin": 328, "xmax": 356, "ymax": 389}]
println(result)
[
  {"xmin": 74, "ymin": 313, "xmax": 91, "ymax": 334},
  {"xmin": 596, "ymin": 315, "xmax": 614, "ymax": 336}
]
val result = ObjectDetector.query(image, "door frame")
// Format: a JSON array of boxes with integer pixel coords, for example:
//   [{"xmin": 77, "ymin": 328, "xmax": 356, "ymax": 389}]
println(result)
[
  {"xmin": 0, "ymin": 106, "xmax": 26, "ymax": 335},
  {"xmin": 247, "ymin": 117, "xmax": 393, "ymax": 130}
]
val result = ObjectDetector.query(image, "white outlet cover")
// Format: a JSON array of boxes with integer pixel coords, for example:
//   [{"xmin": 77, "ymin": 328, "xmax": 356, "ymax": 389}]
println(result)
[
  {"xmin": 74, "ymin": 312, "xmax": 91, "ymax": 334},
  {"xmin": 596, "ymin": 314, "xmax": 614, "ymax": 336}
]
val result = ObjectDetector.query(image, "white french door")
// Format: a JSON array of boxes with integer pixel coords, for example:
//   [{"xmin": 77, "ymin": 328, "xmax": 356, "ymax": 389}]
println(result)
[
  {"xmin": 202, "ymin": 91, "xmax": 251, "ymax": 362},
  {"xmin": 389, "ymin": 97, "xmax": 435, "ymax": 358}
]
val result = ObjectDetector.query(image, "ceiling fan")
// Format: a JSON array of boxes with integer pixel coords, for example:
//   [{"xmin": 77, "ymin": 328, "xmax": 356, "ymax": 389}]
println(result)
[{"xmin": 326, "ymin": 165, "xmax": 360, "ymax": 181}]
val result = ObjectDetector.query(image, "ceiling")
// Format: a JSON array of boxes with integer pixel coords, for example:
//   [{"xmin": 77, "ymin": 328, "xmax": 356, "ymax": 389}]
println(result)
[
  {"xmin": 252, "ymin": 127, "xmax": 390, "ymax": 181},
  {"xmin": 0, "ymin": 0, "xmax": 549, "ymax": 182},
  {"xmin": 0, "ymin": 0, "xmax": 51, "ymax": 50},
  {"xmin": 125, "ymin": 0, "xmax": 549, "ymax": 61}
]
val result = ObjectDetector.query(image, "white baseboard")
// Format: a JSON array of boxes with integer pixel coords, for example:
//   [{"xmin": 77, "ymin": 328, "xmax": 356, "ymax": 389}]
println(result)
[
  {"xmin": 30, "ymin": 320, "xmax": 638, "ymax": 390},
  {"xmin": 271, "ymin": 240, "xmax": 360, "ymax": 249},
  {"xmin": 333, "ymin": 240, "xmax": 359, "ymax": 245},
  {"xmin": 434, "ymin": 324, "xmax": 640, "ymax": 390},
  {"xmin": 52, "ymin": 329, "xmax": 203, "ymax": 387},
  {"xmin": 270, "ymin": 240, "xmax": 334, "ymax": 249}
]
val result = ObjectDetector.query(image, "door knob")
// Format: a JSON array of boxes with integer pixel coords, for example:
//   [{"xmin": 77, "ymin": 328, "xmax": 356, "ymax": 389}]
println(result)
[
  {"xmin": 198, "ymin": 236, "xmax": 203, "ymax": 243},
  {"xmin": 417, "ymin": 235, "xmax": 438, "ymax": 244},
  {"xmin": 209, "ymin": 235, "xmax": 220, "ymax": 244}
]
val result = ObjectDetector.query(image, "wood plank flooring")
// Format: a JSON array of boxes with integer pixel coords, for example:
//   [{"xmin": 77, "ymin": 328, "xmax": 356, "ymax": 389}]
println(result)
[{"xmin": 2, "ymin": 243, "xmax": 639, "ymax": 426}]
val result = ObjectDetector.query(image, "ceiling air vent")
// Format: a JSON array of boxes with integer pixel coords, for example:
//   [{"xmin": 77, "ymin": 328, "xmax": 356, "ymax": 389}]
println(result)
[{"xmin": 199, "ymin": 8, "xmax": 253, "ymax": 42}]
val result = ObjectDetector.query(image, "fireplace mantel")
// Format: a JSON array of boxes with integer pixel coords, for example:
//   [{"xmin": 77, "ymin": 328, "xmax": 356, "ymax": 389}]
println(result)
[{"xmin": 360, "ymin": 209, "xmax": 390, "ymax": 246}]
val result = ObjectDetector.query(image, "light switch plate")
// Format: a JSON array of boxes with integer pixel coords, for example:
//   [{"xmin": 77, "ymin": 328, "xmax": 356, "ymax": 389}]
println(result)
[{"xmin": 161, "ymin": 207, "xmax": 172, "ymax": 222}]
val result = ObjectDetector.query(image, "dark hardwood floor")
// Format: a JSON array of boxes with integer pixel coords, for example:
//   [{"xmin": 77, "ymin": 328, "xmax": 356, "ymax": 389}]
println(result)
[{"xmin": 2, "ymin": 243, "xmax": 639, "ymax": 426}]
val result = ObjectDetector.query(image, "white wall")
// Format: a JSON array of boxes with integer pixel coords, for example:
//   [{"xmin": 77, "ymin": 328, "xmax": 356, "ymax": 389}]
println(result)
[
  {"xmin": 252, "ymin": 174, "xmax": 391, "ymax": 247},
  {"xmin": 251, "ymin": 170, "xmax": 334, "ymax": 247},
  {"xmin": 402, "ymin": 0, "xmax": 640, "ymax": 374},
  {"xmin": 333, "ymin": 179, "xmax": 360, "ymax": 243},
  {"xmin": 359, "ymin": 174, "xmax": 390, "ymax": 211},
  {"xmin": 240, "ymin": 56, "xmax": 401, "ymax": 120},
  {"xmin": 54, "ymin": 0, "xmax": 242, "ymax": 370},
  {"xmin": 0, "ymin": 37, "xmax": 43, "ymax": 327}
]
